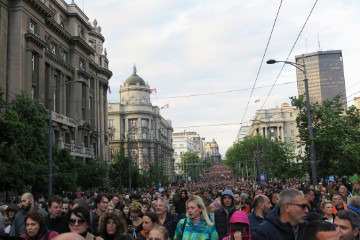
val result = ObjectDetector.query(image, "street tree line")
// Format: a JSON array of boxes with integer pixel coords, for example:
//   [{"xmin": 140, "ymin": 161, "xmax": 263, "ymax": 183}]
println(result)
[
  {"xmin": 0, "ymin": 90, "xmax": 170, "ymax": 196},
  {"xmin": 225, "ymin": 95, "xmax": 360, "ymax": 183}
]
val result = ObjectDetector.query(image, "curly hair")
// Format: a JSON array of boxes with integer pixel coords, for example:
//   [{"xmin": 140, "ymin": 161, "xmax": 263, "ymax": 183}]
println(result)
[{"xmin": 98, "ymin": 212, "xmax": 128, "ymax": 239}]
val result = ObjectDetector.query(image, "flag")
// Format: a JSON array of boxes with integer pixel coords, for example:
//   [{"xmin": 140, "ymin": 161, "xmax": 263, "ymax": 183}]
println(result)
[
  {"xmin": 108, "ymin": 85, "xmax": 111, "ymax": 94},
  {"xmin": 149, "ymin": 88, "xmax": 157, "ymax": 94},
  {"xmin": 161, "ymin": 103, "xmax": 169, "ymax": 109},
  {"xmin": 255, "ymin": 99, "xmax": 260, "ymax": 103}
]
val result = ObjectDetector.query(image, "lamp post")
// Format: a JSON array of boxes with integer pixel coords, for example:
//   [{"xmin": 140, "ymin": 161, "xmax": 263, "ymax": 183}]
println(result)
[
  {"xmin": 48, "ymin": 79, "xmax": 87, "ymax": 197},
  {"xmin": 266, "ymin": 58, "xmax": 317, "ymax": 186}
]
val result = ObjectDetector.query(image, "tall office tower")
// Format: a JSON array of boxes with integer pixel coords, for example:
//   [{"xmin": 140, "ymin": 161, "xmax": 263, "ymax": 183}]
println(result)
[{"xmin": 295, "ymin": 50, "xmax": 347, "ymax": 108}]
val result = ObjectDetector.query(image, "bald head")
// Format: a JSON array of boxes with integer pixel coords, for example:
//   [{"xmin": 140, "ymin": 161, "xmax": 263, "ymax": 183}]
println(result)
[{"xmin": 52, "ymin": 233, "xmax": 86, "ymax": 240}]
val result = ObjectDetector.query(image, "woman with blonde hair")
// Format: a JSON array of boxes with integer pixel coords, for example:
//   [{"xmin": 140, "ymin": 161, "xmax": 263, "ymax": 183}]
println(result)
[{"xmin": 174, "ymin": 195, "xmax": 218, "ymax": 240}]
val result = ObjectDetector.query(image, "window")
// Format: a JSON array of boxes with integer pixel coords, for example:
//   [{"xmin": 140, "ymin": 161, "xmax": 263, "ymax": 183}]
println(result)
[
  {"xmin": 129, "ymin": 133, "xmax": 136, "ymax": 140},
  {"xmin": 142, "ymin": 133, "xmax": 147, "ymax": 140},
  {"xmin": 29, "ymin": 20, "xmax": 37, "ymax": 34},
  {"xmin": 31, "ymin": 53, "xmax": 37, "ymax": 72},
  {"xmin": 141, "ymin": 119, "xmax": 148, "ymax": 127},
  {"xmin": 129, "ymin": 119, "xmax": 136, "ymax": 126},
  {"xmin": 108, "ymin": 119, "xmax": 114, "ymax": 127},
  {"xmin": 180, "ymin": 144, "xmax": 184, "ymax": 148},
  {"xmin": 143, "ymin": 148, "xmax": 148, "ymax": 156},
  {"xmin": 62, "ymin": 51, "xmax": 68, "ymax": 62}
]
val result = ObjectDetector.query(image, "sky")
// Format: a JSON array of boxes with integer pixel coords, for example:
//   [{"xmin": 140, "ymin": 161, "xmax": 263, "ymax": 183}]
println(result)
[{"xmin": 76, "ymin": 0, "xmax": 360, "ymax": 156}]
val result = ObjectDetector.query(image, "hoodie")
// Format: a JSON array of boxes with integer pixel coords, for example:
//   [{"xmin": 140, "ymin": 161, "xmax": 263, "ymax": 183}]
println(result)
[
  {"xmin": 215, "ymin": 189, "xmax": 236, "ymax": 239},
  {"xmin": 222, "ymin": 211, "xmax": 251, "ymax": 240}
]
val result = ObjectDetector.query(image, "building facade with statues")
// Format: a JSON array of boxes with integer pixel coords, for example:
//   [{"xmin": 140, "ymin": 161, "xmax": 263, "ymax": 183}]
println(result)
[
  {"xmin": 108, "ymin": 67, "xmax": 175, "ymax": 181},
  {"xmin": 0, "ymin": 0, "xmax": 112, "ymax": 161}
]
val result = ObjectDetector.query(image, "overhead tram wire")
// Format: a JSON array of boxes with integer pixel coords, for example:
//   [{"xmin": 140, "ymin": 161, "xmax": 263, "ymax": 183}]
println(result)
[
  {"xmin": 240, "ymin": 0, "xmax": 283, "ymax": 125},
  {"xmin": 260, "ymin": 0, "xmax": 319, "ymax": 109}
]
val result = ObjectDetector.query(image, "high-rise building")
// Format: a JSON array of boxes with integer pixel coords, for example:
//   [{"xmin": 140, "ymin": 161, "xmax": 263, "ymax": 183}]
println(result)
[
  {"xmin": 0, "ymin": 0, "xmax": 112, "ymax": 161},
  {"xmin": 107, "ymin": 67, "xmax": 175, "ymax": 181},
  {"xmin": 295, "ymin": 50, "xmax": 347, "ymax": 108}
]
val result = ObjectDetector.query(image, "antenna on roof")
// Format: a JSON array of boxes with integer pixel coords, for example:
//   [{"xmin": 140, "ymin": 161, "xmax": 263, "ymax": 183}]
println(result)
[{"xmin": 317, "ymin": 31, "xmax": 321, "ymax": 51}]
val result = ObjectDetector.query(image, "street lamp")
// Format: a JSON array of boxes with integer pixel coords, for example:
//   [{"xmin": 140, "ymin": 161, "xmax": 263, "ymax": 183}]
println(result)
[
  {"xmin": 48, "ymin": 79, "xmax": 87, "ymax": 197},
  {"xmin": 266, "ymin": 58, "xmax": 318, "ymax": 186}
]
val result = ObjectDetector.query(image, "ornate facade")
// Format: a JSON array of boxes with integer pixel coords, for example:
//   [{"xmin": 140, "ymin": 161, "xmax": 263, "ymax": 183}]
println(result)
[
  {"xmin": 108, "ymin": 67, "xmax": 175, "ymax": 181},
  {"xmin": 0, "ymin": 0, "xmax": 112, "ymax": 161}
]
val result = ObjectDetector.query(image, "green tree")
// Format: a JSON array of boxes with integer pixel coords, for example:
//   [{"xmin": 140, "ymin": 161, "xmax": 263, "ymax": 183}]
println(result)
[
  {"xmin": 109, "ymin": 152, "xmax": 128, "ymax": 193},
  {"xmin": 77, "ymin": 158, "xmax": 108, "ymax": 191},
  {"xmin": 291, "ymin": 96, "xmax": 360, "ymax": 179},
  {"xmin": 225, "ymin": 135, "xmax": 304, "ymax": 181},
  {"xmin": 0, "ymin": 92, "xmax": 48, "ymax": 194},
  {"xmin": 180, "ymin": 151, "xmax": 202, "ymax": 181},
  {"xmin": 52, "ymin": 147, "xmax": 82, "ymax": 193}
]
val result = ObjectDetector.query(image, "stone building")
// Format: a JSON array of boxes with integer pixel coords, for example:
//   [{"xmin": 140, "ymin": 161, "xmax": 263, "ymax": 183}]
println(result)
[
  {"xmin": 172, "ymin": 131, "xmax": 205, "ymax": 173},
  {"xmin": 248, "ymin": 103, "xmax": 302, "ymax": 156},
  {"xmin": 0, "ymin": 0, "xmax": 112, "ymax": 161},
  {"xmin": 108, "ymin": 67, "xmax": 175, "ymax": 181},
  {"xmin": 204, "ymin": 139, "xmax": 221, "ymax": 163}
]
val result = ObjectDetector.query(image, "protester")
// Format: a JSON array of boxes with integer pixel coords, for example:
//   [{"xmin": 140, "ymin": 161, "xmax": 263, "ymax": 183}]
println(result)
[
  {"xmin": 20, "ymin": 210, "xmax": 58, "ymax": 240},
  {"xmin": 45, "ymin": 195, "xmax": 70, "ymax": 234},
  {"xmin": 69, "ymin": 206, "xmax": 103, "ymax": 240},
  {"xmin": 304, "ymin": 220, "xmax": 340, "ymax": 240},
  {"xmin": 141, "ymin": 212, "xmax": 159, "ymax": 239},
  {"xmin": 148, "ymin": 226, "xmax": 169, "ymax": 240},
  {"xmin": 334, "ymin": 210, "xmax": 360, "ymax": 240},
  {"xmin": 10, "ymin": 192, "xmax": 48, "ymax": 236},
  {"xmin": 247, "ymin": 194, "xmax": 272, "ymax": 232},
  {"xmin": 223, "ymin": 210, "xmax": 251, "ymax": 240},
  {"xmin": 214, "ymin": 189, "xmax": 236, "ymax": 239},
  {"xmin": 173, "ymin": 195, "xmax": 218, "ymax": 240},
  {"xmin": 98, "ymin": 212, "xmax": 133, "ymax": 240},
  {"xmin": 155, "ymin": 198, "xmax": 178, "ymax": 239}
]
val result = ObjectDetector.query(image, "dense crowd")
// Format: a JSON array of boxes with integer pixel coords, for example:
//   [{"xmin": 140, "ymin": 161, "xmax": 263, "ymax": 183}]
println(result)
[{"xmin": 0, "ymin": 163, "xmax": 360, "ymax": 240}]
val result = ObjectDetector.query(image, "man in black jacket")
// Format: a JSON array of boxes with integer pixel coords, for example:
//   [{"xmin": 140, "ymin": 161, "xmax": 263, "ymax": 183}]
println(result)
[
  {"xmin": 214, "ymin": 189, "xmax": 236, "ymax": 239},
  {"xmin": 45, "ymin": 195, "xmax": 70, "ymax": 234},
  {"xmin": 155, "ymin": 197, "xmax": 178, "ymax": 239},
  {"xmin": 252, "ymin": 188, "xmax": 309, "ymax": 240}
]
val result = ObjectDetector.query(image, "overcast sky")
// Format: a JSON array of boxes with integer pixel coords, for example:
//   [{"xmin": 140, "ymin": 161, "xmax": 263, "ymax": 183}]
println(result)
[{"xmin": 76, "ymin": 0, "xmax": 360, "ymax": 156}]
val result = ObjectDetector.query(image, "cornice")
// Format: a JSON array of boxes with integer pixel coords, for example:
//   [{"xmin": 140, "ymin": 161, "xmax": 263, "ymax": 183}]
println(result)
[
  {"xmin": 89, "ymin": 60, "xmax": 113, "ymax": 79},
  {"xmin": 45, "ymin": 17, "xmax": 72, "ymax": 41},
  {"xmin": 28, "ymin": 0, "xmax": 54, "ymax": 18},
  {"xmin": 25, "ymin": 33, "xmax": 47, "ymax": 49},
  {"xmin": 45, "ymin": 50, "xmax": 75, "ymax": 73},
  {"xmin": 70, "ymin": 36, "xmax": 95, "ymax": 55}
]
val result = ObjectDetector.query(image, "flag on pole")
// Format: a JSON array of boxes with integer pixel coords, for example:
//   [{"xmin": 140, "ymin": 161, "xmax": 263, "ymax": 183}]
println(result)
[
  {"xmin": 161, "ymin": 103, "xmax": 169, "ymax": 109},
  {"xmin": 255, "ymin": 99, "xmax": 260, "ymax": 103},
  {"xmin": 149, "ymin": 88, "xmax": 157, "ymax": 94}
]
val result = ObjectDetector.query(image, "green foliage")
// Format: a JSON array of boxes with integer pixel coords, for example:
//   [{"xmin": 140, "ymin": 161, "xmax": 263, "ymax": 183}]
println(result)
[
  {"xmin": 225, "ymin": 135, "xmax": 305, "ymax": 181},
  {"xmin": 77, "ymin": 158, "xmax": 108, "ymax": 191},
  {"xmin": 52, "ymin": 147, "xmax": 82, "ymax": 193},
  {"xmin": 179, "ymin": 151, "xmax": 212, "ymax": 182},
  {"xmin": 291, "ymin": 95, "xmax": 360, "ymax": 179},
  {"xmin": 0, "ymin": 92, "xmax": 48, "ymax": 194}
]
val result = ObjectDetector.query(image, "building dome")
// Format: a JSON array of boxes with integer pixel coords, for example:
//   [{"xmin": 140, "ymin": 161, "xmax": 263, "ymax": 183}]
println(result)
[{"xmin": 124, "ymin": 65, "xmax": 146, "ymax": 86}]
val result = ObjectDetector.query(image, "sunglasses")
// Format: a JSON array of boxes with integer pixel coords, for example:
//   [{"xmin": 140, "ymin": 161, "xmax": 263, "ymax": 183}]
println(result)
[
  {"xmin": 288, "ymin": 203, "xmax": 309, "ymax": 210},
  {"xmin": 69, "ymin": 218, "xmax": 87, "ymax": 225}
]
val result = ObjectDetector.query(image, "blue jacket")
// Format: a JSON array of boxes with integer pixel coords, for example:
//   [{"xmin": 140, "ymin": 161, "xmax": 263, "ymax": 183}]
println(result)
[{"xmin": 247, "ymin": 211, "xmax": 264, "ymax": 233}]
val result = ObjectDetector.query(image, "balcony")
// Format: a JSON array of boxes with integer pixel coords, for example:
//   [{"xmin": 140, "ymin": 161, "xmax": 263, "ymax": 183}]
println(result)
[{"xmin": 58, "ymin": 138, "xmax": 94, "ymax": 158}]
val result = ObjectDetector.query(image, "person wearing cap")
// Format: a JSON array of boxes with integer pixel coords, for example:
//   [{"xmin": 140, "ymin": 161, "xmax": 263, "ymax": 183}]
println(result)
[
  {"xmin": 214, "ymin": 189, "xmax": 236, "ymax": 240},
  {"xmin": 2, "ymin": 204, "xmax": 18, "ymax": 236},
  {"xmin": 240, "ymin": 193, "xmax": 250, "ymax": 214}
]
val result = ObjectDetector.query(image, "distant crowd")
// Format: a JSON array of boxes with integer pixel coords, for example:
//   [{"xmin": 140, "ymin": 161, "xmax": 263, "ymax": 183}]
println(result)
[{"xmin": 1, "ymin": 163, "xmax": 360, "ymax": 240}]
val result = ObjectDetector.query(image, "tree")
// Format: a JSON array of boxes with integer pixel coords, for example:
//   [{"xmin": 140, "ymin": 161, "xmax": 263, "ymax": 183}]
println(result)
[
  {"xmin": 291, "ymin": 95, "xmax": 360, "ymax": 180},
  {"xmin": 0, "ymin": 92, "xmax": 48, "ymax": 194},
  {"xmin": 180, "ymin": 151, "xmax": 202, "ymax": 182},
  {"xmin": 52, "ymin": 147, "xmax": 82, "ymax": 193},
  {"xmin": 225, "ymin": 135, "xmax": 304, "ymax": 181},
  {"xmin": 77, "ymin": 158, "xmax": 108, "ymax": 191}
]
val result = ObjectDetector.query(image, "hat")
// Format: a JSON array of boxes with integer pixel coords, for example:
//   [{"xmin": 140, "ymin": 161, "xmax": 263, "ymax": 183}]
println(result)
[
  {"xmin": 307, "ymin": 212, "xmax": 327, "ymax": 222},
  {"xmin": 240, "ymin": 193, "xmax": 248, "ymax": 199}
]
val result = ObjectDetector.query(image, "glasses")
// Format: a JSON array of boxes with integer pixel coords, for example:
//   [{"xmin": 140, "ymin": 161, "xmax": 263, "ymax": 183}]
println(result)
[
  {"xmin": 69, "ymin": 218, "xmax": 87, "ymax": 225},
  {"xmin": 288, "ymin": 203, "xmax": 309, "ymax": 210}
]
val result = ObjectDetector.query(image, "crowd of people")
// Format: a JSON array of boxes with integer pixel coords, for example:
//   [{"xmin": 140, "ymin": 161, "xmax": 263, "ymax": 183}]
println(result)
[{"xmin": 0, "ymin": 163, "xmax": 359, "ymax": 240}]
